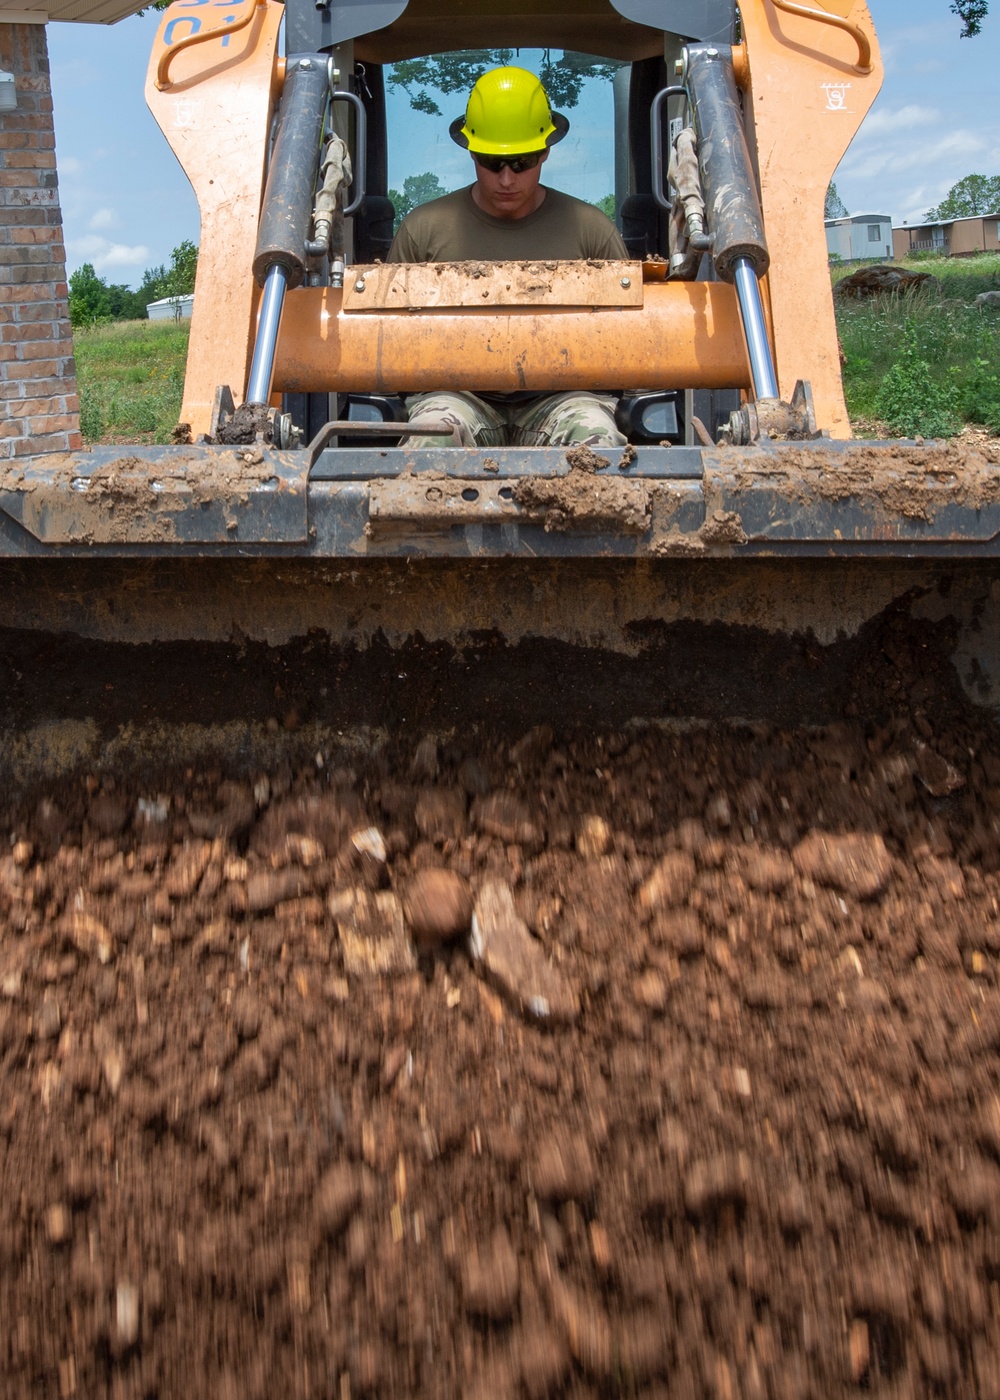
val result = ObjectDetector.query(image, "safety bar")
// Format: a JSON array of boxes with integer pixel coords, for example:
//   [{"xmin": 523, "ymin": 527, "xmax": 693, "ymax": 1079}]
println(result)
[
  {"xmin": 156, "ymin": 0, "xmax": 267, "ymax": 90},
  {"xmin": 650, "ymin": 85, "xmax": 687, "ymax": 212},
  {"xmin": 769, "ymin": 0, "xmax": 873, "ymax": 73},
  {"xmin": 307, "ymin": 419, "xmax": 463, "ymax": 466},
  {"xmin": 329, "ymin": 88, "xmax": 367, "ymax": 218}
]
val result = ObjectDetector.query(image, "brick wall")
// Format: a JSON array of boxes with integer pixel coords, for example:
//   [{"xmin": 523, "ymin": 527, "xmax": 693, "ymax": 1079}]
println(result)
[{"xmin": 0, "ymin": 21, "xmax": 81, "ymax": 459}]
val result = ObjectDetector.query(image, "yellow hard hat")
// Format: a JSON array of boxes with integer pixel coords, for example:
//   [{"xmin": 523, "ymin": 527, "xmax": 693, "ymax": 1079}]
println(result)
[{"xmin": 449, "ymin": 66, "xmax": 569, "ymax": 157}]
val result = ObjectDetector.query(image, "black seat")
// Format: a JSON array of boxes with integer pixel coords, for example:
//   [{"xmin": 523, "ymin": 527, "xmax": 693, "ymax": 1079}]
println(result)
[
  {"xmin": 621, "ymin": 192, "xmax": 661, "ymax": 260},
  {"xmin": 354, "ymin": 194, "xmax": 395, "ymax": 264}
]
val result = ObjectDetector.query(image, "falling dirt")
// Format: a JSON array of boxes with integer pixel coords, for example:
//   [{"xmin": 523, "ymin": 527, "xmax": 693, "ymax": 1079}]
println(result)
[{"xmin": 3, "ymin": 604, "xmax": 1000, "ymax": 1398}]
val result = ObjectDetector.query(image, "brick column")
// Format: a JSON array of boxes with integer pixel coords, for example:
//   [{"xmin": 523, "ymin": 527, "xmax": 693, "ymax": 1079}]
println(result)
[{"xmin": 0, "ymin": 21, "xmax": 81, "ymax": 459}]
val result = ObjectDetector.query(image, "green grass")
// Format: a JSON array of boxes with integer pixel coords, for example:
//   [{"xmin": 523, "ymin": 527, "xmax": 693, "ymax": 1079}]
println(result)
[
  {"xmin": 834, "ymin": 252, "xmax": 1000, "ymax": 436},
  {"xmin": 73, "ymin": 253, "xmax": 1000, "ymax": 444},
  {"xmin": 74, "ymin": 319, "xmax": 189, "ymax": 445}
]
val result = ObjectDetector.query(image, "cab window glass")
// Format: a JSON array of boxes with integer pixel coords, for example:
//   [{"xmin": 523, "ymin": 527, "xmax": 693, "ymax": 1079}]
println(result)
[{"xmin": 385, "ymin": 50, "xmax": 620, "ymax": 229}]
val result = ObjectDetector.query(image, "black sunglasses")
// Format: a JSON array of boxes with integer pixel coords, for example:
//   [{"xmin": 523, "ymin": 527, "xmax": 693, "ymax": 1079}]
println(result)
[{"xmin": 474, "ymin": 151, "xmax": 543, "ymax": 174}]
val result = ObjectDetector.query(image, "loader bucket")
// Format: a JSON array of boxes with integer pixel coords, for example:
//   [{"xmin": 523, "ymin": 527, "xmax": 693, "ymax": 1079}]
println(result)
[{"xmin": 0, "ymin": 433, "xmax": 998, "ymax": 785}]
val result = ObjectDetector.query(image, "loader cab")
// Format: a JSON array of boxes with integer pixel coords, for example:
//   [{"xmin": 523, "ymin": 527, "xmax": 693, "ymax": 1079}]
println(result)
[{"xmin": 279, "ymin": 0, "xmax": 741, "ymax": 445}]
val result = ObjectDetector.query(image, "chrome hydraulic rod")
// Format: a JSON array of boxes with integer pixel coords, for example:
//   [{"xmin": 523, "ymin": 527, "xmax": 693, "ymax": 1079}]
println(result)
[
  {"xmin": 246, "ymin": 264, "xmax": 289, "ymax": 407},
  {"xmin": 733, "ymin": 256, "xmax": 779, "ymax": 402}
]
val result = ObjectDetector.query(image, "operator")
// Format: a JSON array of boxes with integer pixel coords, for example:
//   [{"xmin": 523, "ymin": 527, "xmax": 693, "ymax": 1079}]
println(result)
[{"xmin": 387, "ymin": 66, "xmax": 628, "ymax": 449}]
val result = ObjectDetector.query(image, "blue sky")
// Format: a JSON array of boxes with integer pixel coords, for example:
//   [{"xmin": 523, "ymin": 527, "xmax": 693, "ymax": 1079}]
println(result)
[{"xmin": 47, "ymin": 1, "xmax": 998, "ymax": 286}]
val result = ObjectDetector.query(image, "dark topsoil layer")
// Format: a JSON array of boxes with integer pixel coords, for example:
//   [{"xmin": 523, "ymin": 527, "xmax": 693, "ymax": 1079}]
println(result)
[{"xmin": 3, "ymin": 605, "xmax": 1000, "ymax": 1399}]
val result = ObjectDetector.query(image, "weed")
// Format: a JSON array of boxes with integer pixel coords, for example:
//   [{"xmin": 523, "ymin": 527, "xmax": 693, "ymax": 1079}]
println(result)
[{"xmin": 873, "ymin": 323, "xmax": 960, "ymax": 438}]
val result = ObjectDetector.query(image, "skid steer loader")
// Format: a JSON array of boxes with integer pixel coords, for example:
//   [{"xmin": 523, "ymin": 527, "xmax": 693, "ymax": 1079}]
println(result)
[{"xmin": 1, "ymin": 0, "xmax": 999, "ymax": 768}]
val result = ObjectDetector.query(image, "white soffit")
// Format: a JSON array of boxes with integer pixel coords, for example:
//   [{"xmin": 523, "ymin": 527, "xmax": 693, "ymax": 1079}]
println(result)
[{"xmin": 0, "ymin": 2, "xmax": 148, "ymax": 21}]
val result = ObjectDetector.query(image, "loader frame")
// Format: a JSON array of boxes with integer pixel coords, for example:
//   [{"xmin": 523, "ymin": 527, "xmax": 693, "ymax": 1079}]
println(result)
[{"xmin": 6, "ymin": 0, "xmax": 999, "ymax": 574}]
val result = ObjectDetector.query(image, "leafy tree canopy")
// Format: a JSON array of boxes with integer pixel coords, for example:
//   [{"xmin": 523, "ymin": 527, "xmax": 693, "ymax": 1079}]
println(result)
[
  {"xmin": 389, "ymin": 49, "xmax": 623, "ymax": 118},
  {"xmin": 825, "ymin": 182, "xmax": 848, "ymax": 219},
  {"xmin": 68, "ymin": 264, "xmax": 112, "ymax": 328},
  {"xmin": 925, "ymin": 174, "xmax": 1000, "ymax": 221},
  {"xmin": 386, "ymin": 172, "xmax": 450, "ymax": 231},
  {"xmin": 951, "ymin": 1, "xmax": 989, "ymax": 36}
]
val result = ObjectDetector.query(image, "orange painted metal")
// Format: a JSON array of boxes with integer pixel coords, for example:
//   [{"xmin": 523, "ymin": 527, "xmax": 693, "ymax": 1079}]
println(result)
[
  {"xmin": 145, "ymin": 0, "xmax": 283, "ymax": 439},
  {"xmin": 272, "ymin": 281, "xmax": 751, "ymax": 394},
  {"xmin": 811, "ymin": 0, "xmax": 859, "ymax": 18},
  {"xmin": 768, "ymin": 0, "xmax": 872, "ymax": 73},
  {"xmin": 155, "ymin": 0, "xmax": 268, "ymax": 90},
  {"xmin": 739, "ymin": 0, "xmax": 883, "ymax": 437},
  {"xmin": 341, "ymin": 260, "xmax": 646, "ymax": 311}
]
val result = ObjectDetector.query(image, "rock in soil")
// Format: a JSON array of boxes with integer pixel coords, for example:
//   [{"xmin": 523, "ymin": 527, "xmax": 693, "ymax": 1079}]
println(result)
[
  {"xmin": 403, "ymin": 868, "xmax": 473, "ymax": 947},
  {"xmin": 471, "ymin": 880, "xmax": 579, "ymax": 1024}
]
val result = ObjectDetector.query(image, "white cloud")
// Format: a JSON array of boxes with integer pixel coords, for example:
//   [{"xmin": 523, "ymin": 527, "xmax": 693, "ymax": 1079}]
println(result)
[
  {"xmin": 840, "ymin": 129, "xmax": 987, "ymax": 181},
  {"xmin": 860, "ymin": 104, "xmax": 940, "ymax": 135},
  {"xmin": 67, "ymin": 235, "xmax": 150, "ymax": 273},
  {"xmin": 87, "ymin": 207, "xmax": 119, "ymax": 231},
  {"xmin": 59, "ymin": 156, "xmax": 83, "ymax": 176}
]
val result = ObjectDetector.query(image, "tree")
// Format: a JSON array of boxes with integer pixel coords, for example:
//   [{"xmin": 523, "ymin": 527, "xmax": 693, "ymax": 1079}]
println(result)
[
  {"xmin": 951, "ymin": 1, "xmax": 989, "ymax": 36},
  {"xmin": 389, "ymin": 49, "xmax": 623, "ymax": 118},
  {"xmin": 161, "ymin": 239, "xmax": 198, "ymax": 297},
  {"xmin": 105, "ymin": 282, "xmax": 148, "ymax": 321},
  {"xmin": 825, "ymin": 182, "xmax": 848, "ymax": 219},
  {"xmin": 595, "ymin": 194, "xmax": 616, "ymax": 221},
  {"xmin": 387, "ymin": 172, "xmax": 449, "ymax": 231},
  {"xmin": 68, "ymin": 264, "xmax": 112, "ymax": 327},
  {"xmin": 135, "ymin": 241, "xmax": 199, "ymax": 307},
  {"xmin": 925, "ymin": 174, "xmax": 1000, "ymax": 220}
]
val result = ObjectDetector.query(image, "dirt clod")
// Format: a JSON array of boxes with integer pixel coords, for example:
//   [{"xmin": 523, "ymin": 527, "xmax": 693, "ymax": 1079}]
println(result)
[
  {"xmin": 792, "ymin": 828, "xmax": 893, "ymax": 899},
  {"xmin": 403, "ymin": 868, "xmax": 473, "ymax": 946},
  {"xmin": 460, "ymin": 1225, "xmax": 519, "ymax": 1319}
]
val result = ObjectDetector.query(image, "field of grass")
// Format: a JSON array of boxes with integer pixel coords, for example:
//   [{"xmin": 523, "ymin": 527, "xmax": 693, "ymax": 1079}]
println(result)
[
  {"xmin": 74, "ymin": 319, "xmax": 189, "ymax": 446},
  {"xmin": 835, "ymin": 252, "xmax": 1000, "ymax": 436},
  {"xmin": 72, "ymin": 253, "xmax": 1000, "ymax": 445}
]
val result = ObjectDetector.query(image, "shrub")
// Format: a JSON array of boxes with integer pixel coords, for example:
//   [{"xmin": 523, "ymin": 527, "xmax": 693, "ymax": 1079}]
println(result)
[{"xmin": 873, "ymin": 324, "xmax": 961, "ymax": 438}]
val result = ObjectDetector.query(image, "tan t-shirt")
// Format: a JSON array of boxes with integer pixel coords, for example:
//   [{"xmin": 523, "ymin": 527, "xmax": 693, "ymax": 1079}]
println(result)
[{"xmin": 388, "ymin": 185, "xmax": 628, "ymax": 263}]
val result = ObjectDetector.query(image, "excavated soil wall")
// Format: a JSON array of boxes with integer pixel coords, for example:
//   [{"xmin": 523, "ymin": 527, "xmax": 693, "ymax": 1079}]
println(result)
[{"xmin": 2, "ymin": 602, "xmax": 1000, "ymax": 1398}]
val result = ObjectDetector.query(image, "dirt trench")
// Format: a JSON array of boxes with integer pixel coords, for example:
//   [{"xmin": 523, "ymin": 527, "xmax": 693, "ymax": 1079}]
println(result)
[{"xmin": 3, "ymin": 607, "xmax": 1000, "ymax": 1399}]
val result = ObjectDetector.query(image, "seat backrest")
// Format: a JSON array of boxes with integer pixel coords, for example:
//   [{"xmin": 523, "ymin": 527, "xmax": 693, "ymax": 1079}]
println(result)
[
  {"xmin": 355, "ymin": 194, "xmax": 396, "ymax": 263},
  {"xmin": 621, "ymin": 193, "xmax": 660, "ymax": 259}
]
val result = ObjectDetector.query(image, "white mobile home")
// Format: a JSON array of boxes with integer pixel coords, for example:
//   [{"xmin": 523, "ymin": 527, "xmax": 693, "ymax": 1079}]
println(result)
[
  {"xmin": 147, "ymin": 294, "xmax": 194, "ymax": 321},
  {"xmin": 825, "ymin": 214, "xmax": 893, "ymax": 262}
]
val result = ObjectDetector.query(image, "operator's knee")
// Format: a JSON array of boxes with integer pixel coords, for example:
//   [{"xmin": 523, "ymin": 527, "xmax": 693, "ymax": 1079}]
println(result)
[
  {"xmin": 525, "ymin": 393, "xmax": 626, "ymax": 449},
  {"xmin": 405, "ymin": 392, "xmax": 496, "ymax": 448}
]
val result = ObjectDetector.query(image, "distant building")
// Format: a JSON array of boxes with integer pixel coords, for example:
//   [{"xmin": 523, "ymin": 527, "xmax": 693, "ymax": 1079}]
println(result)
[
  {"xmin": 825, "ymin": 213, "xmax": 893, "ymax": 263},
  {"xmin": 147, "ymin": 294, "xmax": 194, "ymax": 322},
  {"xmin": 893, "ymin": 213, "xmax": 1000, "ymax": 260}
]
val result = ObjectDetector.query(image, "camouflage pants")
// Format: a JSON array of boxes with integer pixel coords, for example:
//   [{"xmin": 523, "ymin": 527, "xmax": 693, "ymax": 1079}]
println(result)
[{"xmin": 404, "ymin": 390, "xmax": 625, "ymax": 449}]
